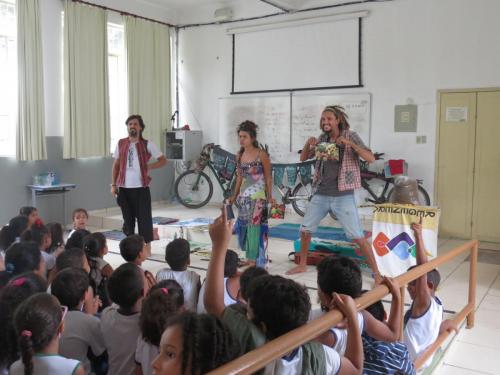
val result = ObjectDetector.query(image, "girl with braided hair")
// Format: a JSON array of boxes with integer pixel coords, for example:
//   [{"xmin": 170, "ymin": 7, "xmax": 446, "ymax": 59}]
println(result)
[
  {"xmin": 151, "ymin": 312, "xmax": 240, "ymax": 375},
  {"xmin": 10, "ymin": 293, "xmax": 84, "ymax": 375},
  {"xmin": 288, "ymin": 105, "xmax": 382, "ymax": 285}
]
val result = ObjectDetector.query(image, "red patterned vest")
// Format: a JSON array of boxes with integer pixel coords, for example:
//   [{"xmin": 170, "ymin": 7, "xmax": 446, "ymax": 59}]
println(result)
[{"xmin": 116, "ymin": 138, "xmax": 152, "ymax": 187}]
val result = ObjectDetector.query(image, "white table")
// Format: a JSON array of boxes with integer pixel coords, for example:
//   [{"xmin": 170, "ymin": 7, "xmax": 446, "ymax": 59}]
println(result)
[{"xmin": 27, "ymin": 183, "xmax": 76, "ymax": 224}]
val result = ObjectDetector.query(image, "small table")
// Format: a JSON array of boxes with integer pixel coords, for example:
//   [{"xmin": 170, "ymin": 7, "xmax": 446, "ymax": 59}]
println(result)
[{"xmin": 27, "ymin": 183, "xmax": 77, "ymax": 224}]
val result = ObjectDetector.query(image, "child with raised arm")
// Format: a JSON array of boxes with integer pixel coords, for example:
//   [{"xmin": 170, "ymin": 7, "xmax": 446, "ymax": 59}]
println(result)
[
  {"xmin": 403, "ymin": 219, "xmax": 443, "ymax": 367},
  {"xmin": 314, "ymin": 256, "xmax": 402, "ymax": 355},
  {"xmin": 204, "ymin": 208, "xmax": 364, "ymax": 375}
]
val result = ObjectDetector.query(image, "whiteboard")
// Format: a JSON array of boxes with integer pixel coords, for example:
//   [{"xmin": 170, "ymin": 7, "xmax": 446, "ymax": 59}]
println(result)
[
  {"xmin": 218, "ymin": 96, "xmax": 292, "ymax": 162},
  {"xmin": 218, "ymin": 93, "xmax": 371, "ymax": 163},
  {"xmin": 291, "ymin": 93, "xmax": 371, "ymax": 151}
]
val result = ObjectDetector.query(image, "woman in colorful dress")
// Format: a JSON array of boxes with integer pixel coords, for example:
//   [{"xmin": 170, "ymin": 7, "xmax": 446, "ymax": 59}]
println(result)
[{"xmin": 228, "ymin": 121, "xmax": 273, "ymax": 268}]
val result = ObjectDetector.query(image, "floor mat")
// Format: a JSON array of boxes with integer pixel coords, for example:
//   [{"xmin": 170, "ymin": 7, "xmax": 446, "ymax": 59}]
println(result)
[
  {"xmin": 152, "ymin": 216, "xmax": 179, "ymax": 225},
  {"xmin": 101, "ymin": 230, "xmax": 126, "ymax": 241},
  {"xmin": 269, "ymin": 223, "xmax": 370, "ymax": 241}
]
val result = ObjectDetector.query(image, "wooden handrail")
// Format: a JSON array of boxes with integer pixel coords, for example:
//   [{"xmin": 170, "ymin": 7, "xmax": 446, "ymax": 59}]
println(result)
[{"xmin": 208, "ymin": 239, "xmax": 478, "ymax": 375}]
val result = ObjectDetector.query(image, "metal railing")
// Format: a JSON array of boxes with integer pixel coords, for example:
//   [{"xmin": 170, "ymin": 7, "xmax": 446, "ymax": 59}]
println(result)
[{"xmin": 208, "ymin": 239, "xmax": 479, "ymax": 374}]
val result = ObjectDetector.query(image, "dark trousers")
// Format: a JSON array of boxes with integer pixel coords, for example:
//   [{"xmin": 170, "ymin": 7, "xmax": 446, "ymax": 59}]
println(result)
[{"xmin": 117, "ymin": 187, "xmax": 153, "ymax": 243}]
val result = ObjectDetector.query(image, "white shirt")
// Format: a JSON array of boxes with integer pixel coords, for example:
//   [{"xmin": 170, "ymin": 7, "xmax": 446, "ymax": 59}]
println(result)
[
  {"xmin": 404, "ymin": 296, "xmax": 443, "ymax": 368},
  {"xmin": 10, "ymin": 354, "xmax": 80, "ymax": 375},
  {"xmin": 156, "ymin": 269, "xmax": 200, "ymax": 312},
  {"xmin": 59, "ymin": 310, "xmax": 106, "ymax": 375},
  {"xmin": 100, "ymin": 306, "xmax": 141, "ymax": 375},
  {"xmin": 263, "ymin": 345, "xmax": 341, "ymax": 375},
  {"xmin": 197, "ymin": 277, "xmax": 239, "ymax": 313},
  {"xmin": 135, "ymin": 337, "xmax": 159, "ymax": 375},
  {"xmin": 113, "ymin": 140, "xmax": 163, "ymax": 188},
  {"xmin": 309, "ymin": 308, "xmax": 365, "ymax": 356}
]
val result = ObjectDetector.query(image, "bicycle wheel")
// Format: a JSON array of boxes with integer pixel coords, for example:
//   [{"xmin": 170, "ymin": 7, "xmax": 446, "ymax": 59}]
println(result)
[
  {"xmin": 175, "ymin": 170, "xmax": 213, "ymax": 208},
  {"xmin": 387, "ymin": 185, "xmax": 431, "ymax": 206},
  {"xmin": 291, "ymin": 182, "xmax": 311, "ymax": 217}
]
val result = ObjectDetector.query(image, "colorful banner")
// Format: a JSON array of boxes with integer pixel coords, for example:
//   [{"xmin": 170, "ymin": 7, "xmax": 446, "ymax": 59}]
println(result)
[{"xmin": 372, "ymin": 204, "xmax": 440, "ymax": 277}]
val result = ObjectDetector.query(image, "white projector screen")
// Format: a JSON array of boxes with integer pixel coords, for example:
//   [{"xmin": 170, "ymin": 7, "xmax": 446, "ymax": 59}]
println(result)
[{"xmin": 232, "ymin": 17, "xmax": 362, "ymax": 93}]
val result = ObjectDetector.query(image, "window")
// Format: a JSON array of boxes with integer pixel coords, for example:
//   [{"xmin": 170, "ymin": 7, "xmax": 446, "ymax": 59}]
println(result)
[
  {"xmin": 108, "ymin": 21, "xmax": 127, "ymax": 152},
  {"xmin": 0, "ymin": 0, "xmax": 16, "ymax": 156}
]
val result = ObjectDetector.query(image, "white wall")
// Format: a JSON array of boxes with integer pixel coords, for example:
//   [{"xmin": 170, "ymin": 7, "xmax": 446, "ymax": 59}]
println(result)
[{"xmin": 178, "ymin": 0, "xmax": 500, "ymax": 200}]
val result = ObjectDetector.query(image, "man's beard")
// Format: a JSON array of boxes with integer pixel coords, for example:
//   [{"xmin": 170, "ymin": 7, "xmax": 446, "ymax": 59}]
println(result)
[{"xmin": 129, "ymin": 129, "xmax": 138, "ymax": 137}]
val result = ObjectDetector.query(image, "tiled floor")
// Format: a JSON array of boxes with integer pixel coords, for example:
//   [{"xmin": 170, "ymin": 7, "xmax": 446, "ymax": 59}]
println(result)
[{"xmin": 91, "ymin": 203, "xmax": 500, "ymax": 375}]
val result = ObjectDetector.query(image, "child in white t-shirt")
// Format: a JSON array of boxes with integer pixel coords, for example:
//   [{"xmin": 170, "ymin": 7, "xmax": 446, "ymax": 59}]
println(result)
[
  {"xmin": 156, "ymin": 238, "xmax": 200, "ymax": 311},
  {"xmin": 10, "ymin": 293, "xmax": 83, "ymax": 375},
  {"xmin": 135, "ymin": 280, "xmax": 185, "ymax": 375},
  {"xmin": 101, "ymin": 263, "xmax": 144, "ymax": 375},
  {"xmin": 197, "ymin": 249, "xmax": 240, "ymax": 313},
  {"xmin": 403, "ymin": 220, "xmax": 443, "ymax": 368},
  {"xmin": 68, "ymin": 209, "xmax": 89, "ymax": 239},
  {"xmin": 51, "ymin": 268, "xmax": 105, "ymax": 374}
]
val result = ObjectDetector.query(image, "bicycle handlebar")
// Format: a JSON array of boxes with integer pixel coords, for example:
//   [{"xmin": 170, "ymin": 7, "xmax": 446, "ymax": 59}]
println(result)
[{"xmin": 374, "ymin": 152, "xmax": 384, "ymax": 160}]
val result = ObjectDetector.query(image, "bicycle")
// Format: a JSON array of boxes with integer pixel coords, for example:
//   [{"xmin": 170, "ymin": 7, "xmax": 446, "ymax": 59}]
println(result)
[
  {"xmin": 175, "ymin": 143, "xmax": 236, "ymax": 208},
  {"xmin": 174, "ymin": 144, "xmax": 318, "ymax": 213},
  {"xmin": 289, "ymin": 152, "xmax": 431, "ymax": 218}
]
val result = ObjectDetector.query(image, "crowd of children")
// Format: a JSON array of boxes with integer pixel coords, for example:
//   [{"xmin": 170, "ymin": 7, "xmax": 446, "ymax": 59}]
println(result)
[{"xmin": 0, "ymin": 204, "xmax": 455, "ymax": 375}]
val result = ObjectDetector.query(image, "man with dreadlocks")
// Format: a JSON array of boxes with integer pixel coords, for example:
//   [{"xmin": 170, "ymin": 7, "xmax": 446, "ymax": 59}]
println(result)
[
  {"xmin": 111, "ymin": 115, "xmax": 167, "ymax": 255},
  {"xmin": 287, "ymin": 105, "xmax": 383, "ymax": 285}
]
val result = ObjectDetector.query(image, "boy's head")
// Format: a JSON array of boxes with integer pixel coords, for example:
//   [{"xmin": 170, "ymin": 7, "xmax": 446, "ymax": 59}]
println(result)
[
  {"xmin": 224, "ymin": 250, "xmax": 239, "ymax": 278},
  {"xmin": 56, "ymin": 247, "xmax": 90, "ymax": 274},
  {"xmin": 72, "ymin": 208, "xmax": 88, "ymax": 230},
  {"xmin": 239, "ymin": 266, "xmax": 268, "ymax": 302},
  {"xmin": 120, "ymin": 234, "xmax": 146, "ymax": 264},
  {"xmin": 65, "ymin": 229, "xmax": 91, "ymax": 250},
  {"xmin": 51, "ymin": 268, "xmax": 90, "ymax": 309},
  {"xmin": 107, "ymin": 263, "xmax": 144, "ymax": 309},
  {"xmin": 317, "ymin": 256, "xmax": 362, "ymax": 310},
  {"xmin": 406, "ymin": 266, "xmax": 441, "ymax": 299},
  {"xmin": 247, "ymin": 275, "xmax": 311, "ymax": 340},
  {"xmin": 362, "ymin": 290, "xmax": 386, "ymax": 321},
  {"xmin": 165, "ymin": 238, "xmax": 190, "ymax": 271},
  {"xmin": 19, "ymin": 207, "xmax": 38, "ymax": 228}
]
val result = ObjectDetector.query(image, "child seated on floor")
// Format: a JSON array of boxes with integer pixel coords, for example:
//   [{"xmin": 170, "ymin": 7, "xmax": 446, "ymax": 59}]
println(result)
[
  {"xmin": 197, "ymin": 249, "xmax": 240, "ymax": 313},
  {"xmin": 156, "ymin": 238, "xmax": 200, "ymax": 311},
  {"xmin": 83, "ymin": 232, "xmax": 113, "ymax": 309},
  {"xmin": 204, "ymin": 210, "xmax": 364, "ymax": 374},
  {"xmin": 68, "ymin": 208, "xmax": 89, "ymax": 238},
  {"xmin": 136, "ymin": 280, "xmax": 185, "ymax": 375},
  {"xmin": 313, "ymin": 256, "xmax": 402, "ymax": 354},
  {"xmin": 20, "ymin": 219, "xmax": 56, "ymax": 277},
  {"xmin": 152, "ymin": 312, "xmax": 241, "ymax": 375},
  {"xmin": 101, "ymin": 263, "xmax": 144, "ymax": 375},
  {"xmin": 120, "ymin": 234, "xmax": 156, "ymax": 293},
  {"xmin": 0, "ymin": 216, "xmax": 29, "ymax": 272},
  {"xmin": 51, "ymin": 268, "xmax": 106, "ymax": 375},
  {"xmin": 19, "ymin": 206, "xmax": 39, "ymax": 229},
  {"xmin": 361, "ymin": 292, "xmax": 415, "ymax": 375},
  {"xmin": 0, "ymin": 242, "xmax": 46, "ymax": 286},
  {"xmin": 403, "ymin": 220, "xmax": 443, "ymax": 368},
  {"xmin": 48, "ymin": 247, "xmax": 91, "ymax": 286},
  {"xmin": 65, "ymin": 229, "xmax": 91, "ymax": 250},
  {"xmin": 0, "ymin": 272, "xmax": 47, "ymax": 373},
  {"xmin": 11, "ymin": 293, "xmax": 84, "ymax": 375},
  {"xmin": 46, "ymin": 222, "xmax": 65, "ymax": 255}
]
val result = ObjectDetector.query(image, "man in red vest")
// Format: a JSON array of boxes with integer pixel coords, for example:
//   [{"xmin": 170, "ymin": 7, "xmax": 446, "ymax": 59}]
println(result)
[{"xmin": 111, "ymin": 115, "xmax": 167, "ymax": 254}]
